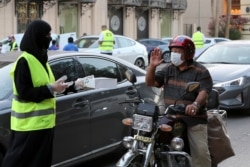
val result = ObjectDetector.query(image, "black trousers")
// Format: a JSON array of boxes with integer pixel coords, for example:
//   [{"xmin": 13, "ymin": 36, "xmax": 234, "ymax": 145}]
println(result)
[{"xmin": 2, "ymin": 128, "xmax": 54, "ymax": 167}]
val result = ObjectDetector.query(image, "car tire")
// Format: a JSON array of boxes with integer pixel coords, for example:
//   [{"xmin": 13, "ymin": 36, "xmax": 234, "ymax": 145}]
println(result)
[{"xmin": 134, "ymin": 58, "xmax": 145, "ymax": 69}]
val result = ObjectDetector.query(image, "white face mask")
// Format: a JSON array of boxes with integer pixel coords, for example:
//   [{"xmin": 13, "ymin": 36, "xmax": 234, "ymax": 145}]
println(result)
[{"xmin": 171, "ymin": 52, "xmax": 184, "ymax": 66}]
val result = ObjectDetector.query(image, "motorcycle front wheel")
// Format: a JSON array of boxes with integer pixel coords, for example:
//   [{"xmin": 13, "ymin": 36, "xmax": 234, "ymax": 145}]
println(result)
[
  {"xmin": 127, "ymin": 155, "xmax": 143, "ymax": 167},
  {"xmin": 127, "ymin": 155, "xmax": 154, "ymax": 167}
]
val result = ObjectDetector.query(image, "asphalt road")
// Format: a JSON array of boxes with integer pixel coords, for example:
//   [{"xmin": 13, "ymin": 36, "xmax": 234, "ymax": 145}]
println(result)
[
  {"xmin": 75, "ymin": 110, "xmax": 250, "ymax": 167},
  {"xmin": 217, "ymin": 111, "xmax": 250, "ymax": 167}
]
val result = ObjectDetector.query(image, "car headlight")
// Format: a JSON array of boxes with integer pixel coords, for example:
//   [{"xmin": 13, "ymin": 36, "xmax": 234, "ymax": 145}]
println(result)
[
  {"xmin": 214, "ymin": 77, "xmax": 244, "ymax": 87},
  {"xmin": 123, "ymin": 136, "xmax": 134, "ymax": 149},
  {"xmin": 132, "ymin": 114, "xmax": 153, "ymax": 132},
  {"xmin": 171, "ymin": 137, "xmax": 184, "ymax": 151}
]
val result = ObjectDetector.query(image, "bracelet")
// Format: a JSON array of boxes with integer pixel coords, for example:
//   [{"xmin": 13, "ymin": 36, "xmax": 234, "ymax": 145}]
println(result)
[{"xmin": 193, "ymin": 101, "xmax": 200, "ymax": 109}]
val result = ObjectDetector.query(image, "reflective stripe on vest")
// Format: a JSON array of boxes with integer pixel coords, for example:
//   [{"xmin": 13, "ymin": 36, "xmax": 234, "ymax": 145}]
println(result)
[
  {"xmin": 11, "ymin": 108, "xmax": 54, "ymax": 118},
  {"xmin": 192, "ymin": 31, "xmax": 204, "ymax": 48},
  {"xmin": 10, "ymin": 52, "xmax": 56, "ymax": 131},
  {"xmin": 99, "ymin": 30, "xmax": 114, "ymax": 52}
]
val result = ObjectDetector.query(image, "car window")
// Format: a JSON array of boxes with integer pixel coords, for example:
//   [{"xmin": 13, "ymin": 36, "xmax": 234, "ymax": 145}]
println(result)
[
  {"xmin": 197, "ymin": 45, "xmax": 250, "ymax": 64},
  {"xmin": 205, "ymin": 39, "xmax": 211, "ymax": 44},
  {"xmin": 140, "ymin": 41, "xmax": 148, "ymax": 45},
  {"xmin": 197, "ymin": 45, "xmax": 227, "ymax": 62},
  {"xmin": 214, "ymin": 39, "xmax": 227, "ymax": 43},
  {"xmin": 75, "ymin": 37, "xmax": 99, "ymax": 48},
  {"xmin": 116, "ymin": 37, "xmax": 135, "ymax": 48},
  {"xmin": 49, "ymin": 58, "xmax": 85, "ymax": 82},
  {"xmin": 78, "ymin": 57, "xmax": 127, "ymax": 82},
  {"xmin": 149, "ymin": 40, "xmax": 158, "ymax": 46}
]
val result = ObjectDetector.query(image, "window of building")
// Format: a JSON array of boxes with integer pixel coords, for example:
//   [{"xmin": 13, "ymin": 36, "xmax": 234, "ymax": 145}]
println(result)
[
  {"xmin": 58, "ymin": 2, "xmax": 78, "ymax": 34},
  {"xmin": 231, "ymin": 0, "xmax": 240, "ymax": 15},
  {"xmin": 15, "ymin": 0, "xmax": 43, "ymax": 33}
]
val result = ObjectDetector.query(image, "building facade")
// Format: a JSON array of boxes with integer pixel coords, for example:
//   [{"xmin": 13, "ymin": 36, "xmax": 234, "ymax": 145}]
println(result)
[
  {"xmin": 182, "ymin": 0, "xmax": 250, "ymax": 39},
  {"xmin": 1, "ymin": 0, "xmax": 249, "ymax": 40},
  {"xmin": 0, "ymin": 0, "xmax": 188, "ymax": 40}
]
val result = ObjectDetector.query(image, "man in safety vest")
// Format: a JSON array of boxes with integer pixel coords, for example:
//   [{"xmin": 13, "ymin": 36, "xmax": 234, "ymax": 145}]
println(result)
[
  {"xmin": 98, "ymin": 25, "xmax": 115, "ymax": 55},
  {"xmin": 192, "ymin": 26, "xmax": 206, "ymax": 49},
  {"xmin": 8, "ymin": 35, "xmax": 18, "ymax": 51}
]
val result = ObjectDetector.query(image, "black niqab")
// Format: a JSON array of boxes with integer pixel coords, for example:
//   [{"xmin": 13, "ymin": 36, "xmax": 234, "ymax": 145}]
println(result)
[{"xmin": 20, "ymin": 20, "xmax": 52, "ymax": 65}]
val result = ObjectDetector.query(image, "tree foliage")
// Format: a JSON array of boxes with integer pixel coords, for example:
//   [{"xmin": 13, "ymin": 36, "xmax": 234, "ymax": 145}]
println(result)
[{"xmin": 208, "ymin": 15, "xmax": 248, "ymax": 39}]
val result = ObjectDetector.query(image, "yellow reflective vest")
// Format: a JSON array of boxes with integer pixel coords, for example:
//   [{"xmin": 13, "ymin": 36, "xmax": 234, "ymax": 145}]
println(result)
[
  {"xmin": 192, "ymin": 31, "xmax": 204, "ymax": 49},
  {"xmin": 99, "ymin": 30, "xmax": 114, "ymax": 52},
  {"xmin": 10, "ymin": 41, "xmax": 17, "ymax": 51},
  {"xmin": 10, "ymin": 52, "xmax": 56, "ymax": 131}
]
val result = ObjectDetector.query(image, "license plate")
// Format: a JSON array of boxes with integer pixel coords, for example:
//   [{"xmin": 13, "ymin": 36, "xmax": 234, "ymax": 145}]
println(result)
[{"xmin": 134, "ymin": 135, "xmax": 153, "ymax": 143}]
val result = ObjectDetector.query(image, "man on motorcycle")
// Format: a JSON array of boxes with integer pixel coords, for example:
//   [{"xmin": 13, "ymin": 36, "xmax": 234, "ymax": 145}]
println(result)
[{"xmin": 146, "ymin": 35, "xmax": 213, "ymax": 167}]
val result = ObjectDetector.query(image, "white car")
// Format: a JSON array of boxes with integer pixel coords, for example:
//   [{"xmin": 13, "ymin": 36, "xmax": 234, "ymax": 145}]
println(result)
[
  {"xmin": 74, "ymin": 35, "xmax": 148, "ymax": 69},
  {"xmin": 0, "ymin": 33, "xmax": 72, "ymax": 53},
  {"xmin": 204, "ymin": 37, "xmax": 231, "ymax": 48},
  {"xmin": 195, "ymin": 37, "xmax": 231, "ymax": 58}
]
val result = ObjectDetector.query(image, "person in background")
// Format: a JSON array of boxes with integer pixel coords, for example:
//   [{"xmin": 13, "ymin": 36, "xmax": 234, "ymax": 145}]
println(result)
[
  {"xmin": 8, "ymin": 35, "xmax": 18, "ymax": 51},
  {"xmin": 1, "ymin": 20, "xmax": 84, "ymax": 167},
  {"xmin": 63, "ymin": 37, "xmax": 78, "ymax": 51},
  {"xmin": 48, "ymin": 40, "xmax": 58, "ymax": 50},
  {"xmin": 98, "ymin": 25, "xmax": 115, "ymax": 55},
  {"xmin": 146, "ymin": 35, "xmax": 213, "ymax": 167},
  {"xmin": 192, "ymin": 26, "xmax": 206, "ymax": 49}
]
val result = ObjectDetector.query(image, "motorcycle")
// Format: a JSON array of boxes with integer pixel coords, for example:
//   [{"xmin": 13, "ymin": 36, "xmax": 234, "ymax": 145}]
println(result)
[{"xmin": 116, "ymin": 69, "xmax": 227, "ymax": 167}]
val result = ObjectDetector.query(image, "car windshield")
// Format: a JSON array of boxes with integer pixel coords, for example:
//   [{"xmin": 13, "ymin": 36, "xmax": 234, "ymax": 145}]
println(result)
[
  {"xmin": 0, "ymin": 64, "xmax": 13, "ymax": 100},
  {"xmin": 75, "ymin": 37, "xmax": 99, "ymax": 48},
  {"xmin": 196, "ymin": 44, "xmax": 250, "ymax": 64}
]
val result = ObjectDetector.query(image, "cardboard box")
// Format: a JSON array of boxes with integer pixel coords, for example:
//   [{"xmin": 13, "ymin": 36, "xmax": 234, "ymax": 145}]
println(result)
[{"xmin": 82, "ymin": 75, "xmax": 117, "ymax": 89}]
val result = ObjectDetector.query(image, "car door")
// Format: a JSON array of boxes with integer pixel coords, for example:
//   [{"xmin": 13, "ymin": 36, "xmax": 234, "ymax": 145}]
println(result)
[
  {"xmin": 49, "ymin": 57, "xmax": 92, "ymax": 165},
  {"xmin": 113, "ymin": 36, "xmax": 137, "ymax": 64},
  {"xmin": 77, "ymin": 56, "xmax": 130, "ymax": 153}
]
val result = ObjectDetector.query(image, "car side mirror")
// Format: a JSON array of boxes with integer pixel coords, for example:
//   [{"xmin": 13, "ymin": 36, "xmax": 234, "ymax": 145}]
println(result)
[{"xmin": 125, "ymin": 69, "xmax": 137, "ymax": 84}]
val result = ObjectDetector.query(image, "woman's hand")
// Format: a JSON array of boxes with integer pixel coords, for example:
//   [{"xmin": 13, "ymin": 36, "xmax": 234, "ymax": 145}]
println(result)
[{"xmin": 51, "ymin": 78, "xmax": 68, "ymax": 93}]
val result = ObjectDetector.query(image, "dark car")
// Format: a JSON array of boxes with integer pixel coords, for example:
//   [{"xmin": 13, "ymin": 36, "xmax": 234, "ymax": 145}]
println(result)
[
  {"xmin": 196, "ymin": 40, "xmax": 250, "ymax": 112},
  {"xmin": 138, "ymin": 38, "xmax": 170, "ymax": 63},
  {"xmin": 0, "ymin": 51, "xmax": 162, "ymax": 166}
]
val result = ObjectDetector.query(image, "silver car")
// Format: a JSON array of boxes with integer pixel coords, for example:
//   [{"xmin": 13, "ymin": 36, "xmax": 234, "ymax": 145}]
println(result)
[
  {"xmin": 196, "ymin": 40, "xmax": 250, "ymax": 112},
  {"xmin": 0, "ymin": 51, "xmax": 161, "ymax": 167}
]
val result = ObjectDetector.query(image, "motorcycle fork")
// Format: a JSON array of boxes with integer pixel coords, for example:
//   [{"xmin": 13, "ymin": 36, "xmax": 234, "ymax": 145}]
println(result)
[
  {"xmin": 143, "ymin": 141, "xmax": 155, "ymax": 167},
  {"xmin": 143, "ymin": 128, "xmax": 159, "ymax": 167}
]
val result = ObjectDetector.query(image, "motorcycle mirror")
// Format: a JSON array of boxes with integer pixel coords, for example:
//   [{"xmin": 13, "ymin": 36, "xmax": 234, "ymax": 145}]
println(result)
[
  {"xmin": 174, "ymin": 82, "xmax": 200, "ymax": 105},
  {"xmin": 125, "ymin": 69, "xmax": 137, "ymax": 84},
  {"xmin": 185, "ymin": 82, "xmax": 200, "ymax": 93}
]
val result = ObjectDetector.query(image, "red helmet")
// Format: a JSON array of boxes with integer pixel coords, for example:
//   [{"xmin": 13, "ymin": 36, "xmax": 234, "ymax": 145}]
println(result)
[{"xmin": 169, "ymin": 35, "xmax": 195, "ymax": 60}]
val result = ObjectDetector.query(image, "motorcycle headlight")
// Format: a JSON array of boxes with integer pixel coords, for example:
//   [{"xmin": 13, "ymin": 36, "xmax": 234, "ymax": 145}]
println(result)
[
  {"xmin": 123, "ymin": 136, "xmax": 134, "ymax": 149},
  {"xmin": 132, "ymin": 114, "xmax": 153, "ymax": 132},
  {"xmin": 171, "ymin": 137, "xmax": 184, "ymax": 151}
]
